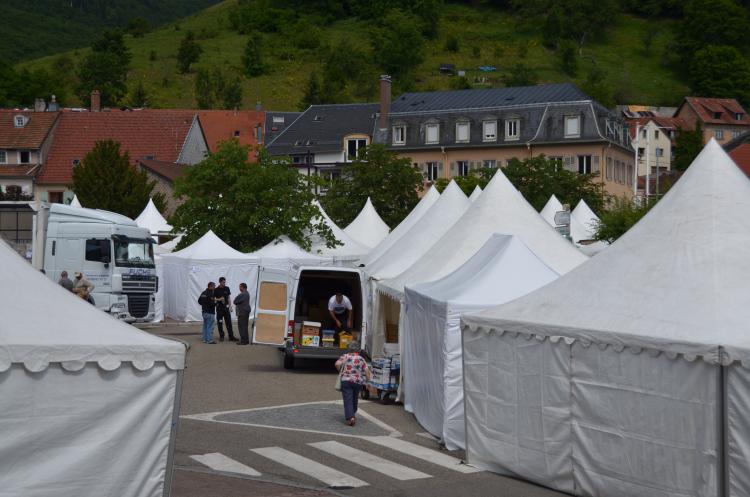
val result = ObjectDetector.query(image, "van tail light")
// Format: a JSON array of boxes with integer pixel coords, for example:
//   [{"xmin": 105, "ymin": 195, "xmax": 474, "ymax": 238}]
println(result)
[{"xmin": 286, "ymin": 320, "xmax": 294, "ymax": 339}]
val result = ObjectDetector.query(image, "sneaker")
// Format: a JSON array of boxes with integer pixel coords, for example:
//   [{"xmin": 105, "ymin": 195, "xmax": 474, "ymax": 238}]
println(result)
[
  {"xmin": 207, "ymin": 340, "xmax": 217, "ymax": 344},
  {"xmin": 228, "ymin": 337, "xmax": 238, "ymax": 342},
  {"xmin": 236, "ymin": 341, "xmax": 249, "ymax": 345}
]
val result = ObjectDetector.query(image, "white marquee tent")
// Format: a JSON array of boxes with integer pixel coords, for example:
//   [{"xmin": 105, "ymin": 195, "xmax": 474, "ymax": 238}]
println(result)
[
  {"xmin": 249, "ymin": 235, "xmax": 330, "ymax": 268},
  {"xmin": 155, "ymin": 235, "xmax": 183, "ymax": 255},
  {"xmin": 69, "ymin": 194, "xmax": 82, "ymax": 208},
  {"xmin": 460, "ymin": 140, "xmax": 750, "ymax": 497},
  {"xmin": 468, "ymin": 185, "xmax": 482, "ymax": 202},
  {"xmin": 571, "ymin": 199, "xmax": 608, "ymax": 255},
  {"xmin": 0, "ymin": 239, "xmax": 186, "ymax": 497},
  {"xmin": 309, "ymin": 201, "xmax": 369, "ymax": 260},
  {"xmin": 135, "ymin": 198, "xmax": 172, "ymax": 241},
  {"xmin": 365, "ymin": 186, "xmax": 440, "ymax": 265},
  {"xmin": 540, "ymin": 194, "xmax": 563, "ymax": 227},
  {"xmin": 343, "ymin": 198, "xmax": 391, "ymax": 249},
  {"xmin": 403, "ymin": 234, "xmax": 558, "ymax": 450},
  {"xmin": 161, "ymin": 230, "xmax": 259, "ymax": 321}
]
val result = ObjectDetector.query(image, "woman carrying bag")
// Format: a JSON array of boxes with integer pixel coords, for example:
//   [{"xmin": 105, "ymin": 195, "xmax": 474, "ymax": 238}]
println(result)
[{"xmin": 335, "ymin": 341, "xmax": 370, "ymax": 426}]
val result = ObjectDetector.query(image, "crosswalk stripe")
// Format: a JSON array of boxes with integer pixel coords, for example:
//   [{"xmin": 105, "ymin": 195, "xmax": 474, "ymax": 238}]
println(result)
[
  {"xmin": 190, "ymin": 452, "xmax": 261, "ymax": 477},
  {"xmin": 251, "ymin": 446, "xmax": 369, "ymax": 489},
  {"xmin": 363, "ymin": 436, "xmax": 481, "ymax": 474},
  {"xmin": 309, "ymin": 440, "xmax": 432, "ymax": 481}
]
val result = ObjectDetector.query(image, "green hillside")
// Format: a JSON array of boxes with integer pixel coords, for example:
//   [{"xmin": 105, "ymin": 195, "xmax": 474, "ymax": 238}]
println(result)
[{"xmin": 18, "ymin": 1, "xmax": 689, "ymax": 111}]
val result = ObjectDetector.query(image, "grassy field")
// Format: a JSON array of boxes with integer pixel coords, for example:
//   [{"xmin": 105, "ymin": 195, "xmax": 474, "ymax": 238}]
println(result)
[{"xmin": 20, "ymin": 1, "xmax": 688, "ymax": 111}]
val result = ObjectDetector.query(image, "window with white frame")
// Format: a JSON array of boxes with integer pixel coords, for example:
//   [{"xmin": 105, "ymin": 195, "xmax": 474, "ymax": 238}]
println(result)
[
  {"xmin": 0, "ymin": 151, "xmax": 6, "ymax": 164},
  {"xmin": 457, "ymin": 160, "xmax": 469, "ymax": 176},
  {"xmin": 425, "ymin": 124, "xmax": 439, "ymax": 144},
  {"xmin": 392, "ymin": 125, "xmax": 406, "ymax": 145},
  {"xmin": 715, "ymin": 129, "xmax": 724, "ymax": 140},
  {"xmin": 483, "ymin": 159, "xmax": 496, "ymax": 168},
  {"xmin": 548, "ymin": 156, "xmax": 563, "ymax": 170},
  {"xmin": 14, "ymin": 115, "xmax": 25, "ymax": 128},
  {"xmin": 565, "ymin": 116, "xmax": 581, "ymax": 138},
  {"xmin": 733, "ymin": 130, "xmax": 742, "ymax": 139},
  {"xmin": 346, "ymin": 138, "xmax": 368, "ymax": 160},
  {"xmin": 578, "ymin": 155, "xmax": 592, "ymax": 174},
  {"xmin": 426, "ymin": 161, "xmax": 439, "ymax": 181},
  {"xmin": 654, "ymin": 129, "xmax": 660, "ymax": 140},
  {"xmin": 455, "ymin": 122, "xmax": 470, "ymax": 143},
  {"xmin": 483, "ymin": 121, "xmax": 497, "ymax": 141},
  {"xmin": 655, "ymin": 148, "xmax": 664, "ymax": 157},
  {"xmin": 505, "ymin": 118, "xmax": 520, "ymax": 140}
]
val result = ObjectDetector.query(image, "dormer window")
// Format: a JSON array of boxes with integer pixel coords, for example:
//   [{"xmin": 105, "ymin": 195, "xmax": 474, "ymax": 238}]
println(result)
[
  {"xmin": 455, "ymin": 122, "xmax": 470, "ymax": 143},
  {"xmin": 272, "ymin": 116, "xmax": 285, "ymax": 123},
  {"xmin": 565, "ymin": 115, "xmax": 581, "ymax": 138},
  {"xmin": 14, "ymin": 115, "xmax": 26, "ymax": 128},
  {"xmin": 714, "ymin": 111, "xmax": 722, "ymax": 119},
  {"xmin": 425, "ymin": 123, "xmax": 439, "ymax": 144},
  {"xmin": 483, "ymin": 120, "xmax": 497, "ymax": 141},
  {"xmin": 0, "ymin": 151, "xmax": 6, "ymax": 164},
  {"xmin": 392, "ymin": 125, "xmax": 406, "ymax": 145},
  {"xmin": 736, "ymin": 113, "xmax": 743, "ymax": 121},
  {"xmin": 19, "ymin": 151, "xmax": 30, "ymax": 164},
  {"xmin": 505, "ymin": 118, "xmax": 520, "ymax": 140}
]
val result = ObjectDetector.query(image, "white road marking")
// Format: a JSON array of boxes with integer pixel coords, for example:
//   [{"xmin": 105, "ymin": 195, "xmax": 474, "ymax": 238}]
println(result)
[
  {"xmin": 190, "ymin": 452, "xmax": 261, "ymax": 477},
  {"xmin": 309, "ymin": 440, "xmax": 432, "ymax": 481},
  {"xmin": 416, "ymin": 431, "xmax": 440, "ymax": 441},
  {"xmin": 251, "ymin": 446, "xmax": 369, "ymax": 489},
  {"xmin": 363, "ymin": 436, "xmax": 481, "ymax": 474}
]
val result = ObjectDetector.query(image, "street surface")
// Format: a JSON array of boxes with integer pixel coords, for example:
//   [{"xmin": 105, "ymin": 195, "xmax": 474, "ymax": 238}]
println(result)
[{"xmin": 147, "ymin": 323, "xmax": 567, "ymax": 497}]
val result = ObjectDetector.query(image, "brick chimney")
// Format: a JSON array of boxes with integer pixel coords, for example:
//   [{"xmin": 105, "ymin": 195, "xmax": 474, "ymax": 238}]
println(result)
[
  {"xmin": 90, "ymin": 89, "xmax": 101, "ymax": 112},
  {"xmin": 379, "ymin": 75, "xmax": 391, "ymax": 130}
]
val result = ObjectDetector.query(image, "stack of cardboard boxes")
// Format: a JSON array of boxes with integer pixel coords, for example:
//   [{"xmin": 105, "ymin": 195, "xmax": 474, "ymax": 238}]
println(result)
[
  {"xmin": 300, "ymin": 321, "xmax": 321, "ymax": 346},
  {"xmin": 370, "ymin": 356, "xmax": 400, "ymax": 390}
]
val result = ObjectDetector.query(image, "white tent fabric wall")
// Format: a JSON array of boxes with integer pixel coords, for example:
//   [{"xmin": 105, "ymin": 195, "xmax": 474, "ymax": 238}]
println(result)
[
  {"xmin": 161, "ymin": 231, "xmax": 259, "ymax": 321},
  {"xmin": 135, "ymin": 198, "xmax": 172, "ymax": 241},
  {"xmin": 155, "ymin": 234, "xmax": 183, "ymax": 254},
  {"xmin": 0, "ymin": 239, "xmax": 186, "ymax": 497},
  {"xmin": 249, "ymin": 235, "xmax": 333, "ymax": 269},
  {"xmin": 539, "ymin": 194, "xmax": 563, "ymax": 227},
  {"xmin": 460, "ymin": 140, "xmax": 750, "ymax": 497},
  {"xmin": 69, "ymin": 194, "xmax": 82, "ymax": 208},
  {"xmin": 365, "ymin": 186, "xmax": 440, "ymax": 265},
  {"xmin": 309, "ymin": 200, "xmax": 369, "ymax": 260},
  {"xmin": 403, "ymin": 235, "xmax": 558, "ymax": 450},
  {"xmin": 343, "ymin": 197, "xmax": 391, "ymax": 249},
  {"xmin": 468, "ymin": 185, "xmax": 482, "ymax": 202}
]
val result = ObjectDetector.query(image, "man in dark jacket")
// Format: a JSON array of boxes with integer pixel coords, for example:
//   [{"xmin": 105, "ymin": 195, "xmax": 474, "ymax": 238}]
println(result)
[
  {"xmin": 198, "ymin": 282, "xmax": 217, "ymax": 344},
  {"xmin": 233, "ymin": 282, "xmax": 252, "ymax": 345},
  {"xmin": 214, "ymin": 277, "xmax": 237, "ymax": 342}
]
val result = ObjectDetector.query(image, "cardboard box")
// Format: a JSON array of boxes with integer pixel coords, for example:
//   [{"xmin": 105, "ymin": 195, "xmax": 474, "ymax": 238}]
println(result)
[
  {"xmin": 301, "ymin": 321, "xmax": 321, "ymax": 337},
  {"xmin": 301, "ymin": 335, "xmax": 320, "ymax": 347},
  {"xmin": 339, "ymin": 332, "xmax": 353, "ymax": 349}
]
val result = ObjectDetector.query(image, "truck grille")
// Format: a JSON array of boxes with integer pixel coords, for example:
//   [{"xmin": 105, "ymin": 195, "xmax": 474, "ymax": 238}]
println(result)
[
  {"xmin": 122, "ymin": 280, "xmax": 157, "ymax": 292},
  {"xmin": 127, "ymin": 294, "xmax": 150, "ymax": 318}
]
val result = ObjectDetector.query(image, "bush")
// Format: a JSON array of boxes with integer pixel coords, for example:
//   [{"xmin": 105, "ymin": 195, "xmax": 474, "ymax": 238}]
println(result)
[{"xmin": 445, "ymin": 35, "xmax": 459, "ymax": 52}]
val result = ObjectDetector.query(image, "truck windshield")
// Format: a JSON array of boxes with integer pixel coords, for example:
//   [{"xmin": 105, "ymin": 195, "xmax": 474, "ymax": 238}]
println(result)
[{"xmin": 113, "ymin": 238, "xmax": 155, "ymax": 268}]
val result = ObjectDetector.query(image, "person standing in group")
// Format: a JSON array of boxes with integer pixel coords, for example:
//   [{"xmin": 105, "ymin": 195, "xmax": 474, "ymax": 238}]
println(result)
[
  {"xmin": 198, "ymin": 282, "xmax": 217, "ymax": 344},
  {"xmin": 335, "ymin": 341, "xmax": 370, "ymax": 426},
  {"xmin": 214, "ymin": 277, "xmax": 237, "ymax": 342},
  {"xmin": 73, "ymin": 272, "xmax": 95, "ymax": 304},
  {"xmin": 233, "ymin": 282, "xmax": 252, "ymax": 345},
  {"xmin": 58, "ymin": 271, "xmax": 74, "ymax": 292}
]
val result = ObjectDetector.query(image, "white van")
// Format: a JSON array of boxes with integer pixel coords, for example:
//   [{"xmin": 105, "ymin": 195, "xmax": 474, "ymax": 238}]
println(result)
[{"xmin": 252, "ymin": 266, "xmax": 368, "ymax": 369}]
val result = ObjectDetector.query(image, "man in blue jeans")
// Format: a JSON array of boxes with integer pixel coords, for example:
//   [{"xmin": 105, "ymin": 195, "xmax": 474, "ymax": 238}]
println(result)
[{"xmin": 198, "ymin": 282, "xmax": 217, "ymax": 344}]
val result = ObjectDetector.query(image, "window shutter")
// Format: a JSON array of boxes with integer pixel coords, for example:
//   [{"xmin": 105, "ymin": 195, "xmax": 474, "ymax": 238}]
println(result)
[
  {"xmin": 450, "ymin": 161, "xmax": 456, "ymax": 173},
  {"xmin": 592, "ymin": 156, "xmax": 600, "ymax": 173},
  {"xmin": 563, "ymin": 156, "xmax": 573, "ymax": 172},
  {"xmin": 438, "ymin": 162, "xmax": 444, "ymax": 174}
]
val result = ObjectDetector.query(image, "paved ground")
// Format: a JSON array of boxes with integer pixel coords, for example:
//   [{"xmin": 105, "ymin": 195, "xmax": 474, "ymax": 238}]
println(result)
[{"xmin": 148, "ymin": 323, "xmax": 568, "ymax": 497}]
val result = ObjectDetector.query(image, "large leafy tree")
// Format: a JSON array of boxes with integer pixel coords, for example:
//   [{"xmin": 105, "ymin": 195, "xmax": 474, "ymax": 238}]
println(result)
[
  {"xmin": 171, "ymin": 140, "xmax": 337, "ymax": 251},
  {"xmin": 673, "ymin": 123, "xmax": 704, "ymax": 172},
  {"xmin": 76, "ymin": 30, "xmax": 131, "ymax": 106},
  {"xmin": 677, "ymin": 0, "xmax": 749, "ymax": 61},
  {"xmin": 242, "ymin": 32, "xmax": 264, "ymax": 77},
  {"xmin": 594, "ymin": 197, "xmax": 656, "ymax": 243},
  {"xmin": 321, "ymin": 144, "xmax": 424, "ymax": 229},
  {"xmin": 71, "ymin": 140, "xmax": 165, "ymax": 219},
  {"xmin": 177, "ymin": 31, "xmax": 202, "ymax": 74},
  {"xmin": 370, "ymin": 9, "xmax": 425, "ymax": 84},
  {"xmin": 689, "ymin": 45, "xmax": 750, "ymax": 106}
]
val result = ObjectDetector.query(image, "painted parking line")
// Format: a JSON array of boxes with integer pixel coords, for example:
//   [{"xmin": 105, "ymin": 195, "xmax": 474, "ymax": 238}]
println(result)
[
  {"xmin": 190, "ymin": 452, "xmax": 262, "ymax": 477},
  {"xmin": 251, "ymin": 446, "xmax": 369, "ymax": 489},
  {"xmin": 363, "ymin": 436, "xmax": 481, "ymax": 474},
  {"xmin": 309, "ymin": 440, "xmax": 431, "ymax": 481}
]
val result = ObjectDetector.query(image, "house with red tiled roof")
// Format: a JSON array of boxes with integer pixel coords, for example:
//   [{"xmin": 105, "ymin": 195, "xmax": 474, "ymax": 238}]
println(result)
[
  {"xmin": 136, "ymin": 159, "xmax": 188, "ymax": 216},
  {"xmin": 723, "ymin": 131, "xmax": 750, "ymax": 178},
  {"xmin": 674, "ymin": 97, "xmax": 750, "ymax": 146},
  {"xmin": 36, "ymin": 108, "xmax": 207, "ymax": 204},
  {"xmin": 197, "ymin": 110, "xmax": 265, "ymax": 153}
]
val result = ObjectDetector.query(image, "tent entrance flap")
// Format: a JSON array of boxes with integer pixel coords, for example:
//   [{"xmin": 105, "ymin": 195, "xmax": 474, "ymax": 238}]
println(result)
[{"xmin": 252, "ymin": 268, "xmax": 292, "ymax": 345}]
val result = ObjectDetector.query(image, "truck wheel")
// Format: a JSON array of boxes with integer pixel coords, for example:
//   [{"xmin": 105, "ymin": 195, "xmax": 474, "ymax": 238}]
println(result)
[{"xmin": 283, "ymin": 352, "xmax": 295, "ymax": 370}]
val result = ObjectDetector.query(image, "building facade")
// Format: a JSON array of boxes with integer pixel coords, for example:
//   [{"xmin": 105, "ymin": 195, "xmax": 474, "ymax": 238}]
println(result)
[{"xmin": 674, "ymin": 97, "xmax": 750, "ymax": 146}]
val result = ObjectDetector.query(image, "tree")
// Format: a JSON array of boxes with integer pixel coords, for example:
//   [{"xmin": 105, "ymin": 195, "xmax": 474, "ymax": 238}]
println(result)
[
  {"xmin": 435, "ymin": 167, "xmax": 495, "ymax": 195},
  {"xmin": 127, "ymin": 17, "xmax": 150, "ymax": 38},
  {"xmin": 673, "ymin": 123, "xmax": 704, "ymax": 171},
  {"xmin": 71, "ymin": 140, "xmax": 165, "ymax": 219},
  {"xmin": 503, "ymin": 62, "xmax": 538, "ymax": 87},
  {"xmin": 689, "ymin": 45, "xmax": 750, "ymax": 106},
  {"xmin": 581, "ymin": 64, "xmax": 615, "ymax": 108},
  {"xmin": 194, "ymin": 69, "xmax": 214, "ymax": 109},
  {"xmin": 594, "ymin": 197, "xmax": 655, "ymax": 242},
  {"xmin": 557, "ymin": 40, "xmax": 578, "ymax": 76},
  {"xmin": 222, "ymin": 77, "xmax": 243, "ymax": 110},
  {"xmin": 677, "ymin": 0, "xmax": 749, "ymax": 62},
  {"xmin": 128, "ymin": 80, "xmax": 148, "ymax": 107},
  {"xmin": 370, "ymin": 10, "xmax": 425, "ymax": 82},
  {"xmin": 77, "ymin": 30, "xmax": 131, "ymax": 106},
  {"xmin": 171, "ymin": 141, "xmax": 337, "ymax": 251},
  {"xmin": 177, "ymin": 31, "xmax": 202, "ymax": 74},
  {"xmin": 321, "ymin": 144, "xmax": 424, "ymax": 228},
  {"xmin": 299, "ymin": 70, "xmax": 324, "ymax": 110},
  {"xmin": 242, "ymin": 32, "xmax": 264, "ymax": 77}
]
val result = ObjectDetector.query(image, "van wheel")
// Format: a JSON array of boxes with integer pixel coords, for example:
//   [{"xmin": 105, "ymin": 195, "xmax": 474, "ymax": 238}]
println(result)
[{"xmin": 283, "ymin": 352, "xmax": 295, "ymax": 370}]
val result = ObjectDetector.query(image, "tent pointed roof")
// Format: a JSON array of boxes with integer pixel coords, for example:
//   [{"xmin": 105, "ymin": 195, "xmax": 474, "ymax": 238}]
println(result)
[
  {"xmin": 468, "ymin": 185, "xmax": 483, "ymax": 202},
  {"xmin": 69, "ymin": 194, "xmax": 82, "ymax": 208},
  {"xmin": 164, "ymin": 230, "xmax": 250, "ymax": 260},
  {"xmin": 134, "ymin": 198, "xmax": 172, "ymax": 236},
  {"xmin": 155, "ymin": 235, "xmax": 182, "ymax": 254},
  {"xmin": 251, "ymin": 235, "xmax": 325, "ymax": 261},
  {"xmin": 462, "ymin": 140, "xmax": 750, "ymax": 365},
  {"xmin": 309, "ymin": 201, "xmax": 369, "ymax": 258},
  {"xmin": 379, "ymin": 169, "xmax": 587, "ymax": 298},
  {"xmin": 366, "ymin": 181, "xmax": 470, "ymax": 279},
  {"xmin": 409, "ymin": 234, "xmax": 558, "ymax": 307},
  {"xmin": 540, "ymin": 194, "xmax": 563, "ymax": 227},
  {"xmin": 0, "ymin": 239, "xmax": 185, "ymax": 372},
  {"xmin": 366, "ymin": 186, "xmax": 440, "ymax": 263},
  {"xmin": 343, "ymin": 197, "xmax": 391, "ymax": 249},
  {"xmin": 571, "ymin": 199, "xmax": 600, "ymax": 241}
]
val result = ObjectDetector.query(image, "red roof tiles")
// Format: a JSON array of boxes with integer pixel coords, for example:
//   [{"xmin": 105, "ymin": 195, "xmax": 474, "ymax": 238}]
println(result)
[
  {"xmin": 680, "ymin": 97, "xmax": 750, "ymax": 126},
  {"xmin": 197, "ymin": 110, "xmax": 265, "ymax": 152},
  {"xmin": 37, "ymin": 109, "xmax": 196, "ymax": 185},
  {"xmin": 0, "ymin": 111, "xmax": 59, "ymax": 149},
  {"xmin": 138, "ymin": 159, "xmax": 188, "ymax": 183},
  {"xmin": 728, "ymin": 143, "xmax": 750, "ymax": 177}
]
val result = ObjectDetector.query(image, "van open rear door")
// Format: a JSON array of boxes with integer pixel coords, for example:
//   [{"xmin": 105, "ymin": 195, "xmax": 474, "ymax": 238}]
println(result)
[{"xmin": 252, "ymin": 267, "xmax": 293, "ymax": 345}]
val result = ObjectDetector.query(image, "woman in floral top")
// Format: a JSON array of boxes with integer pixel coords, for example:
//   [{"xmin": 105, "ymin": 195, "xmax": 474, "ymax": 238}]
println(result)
[{"xmin": 335, "ymin": 341, "xmax": 370, "ymax": 426}]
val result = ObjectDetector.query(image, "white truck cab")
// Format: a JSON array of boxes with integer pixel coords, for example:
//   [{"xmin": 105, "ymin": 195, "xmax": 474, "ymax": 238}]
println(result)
[
  {"xmin": 34, "ymin": 204, "xmax": 157, "ymax": 322},
  {"xmin": 252, "ymin": 265, "xmax": 368, "ymax": 369}
]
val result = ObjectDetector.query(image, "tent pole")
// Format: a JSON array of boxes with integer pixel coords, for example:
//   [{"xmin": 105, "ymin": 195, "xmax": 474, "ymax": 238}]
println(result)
[
  {"xmin": 718, "ymin": 349, "xmax": 728, "ymax": 497},
  {"xmin": 163, "ymin": 368, "xmax": 185, "ymax": 497}
]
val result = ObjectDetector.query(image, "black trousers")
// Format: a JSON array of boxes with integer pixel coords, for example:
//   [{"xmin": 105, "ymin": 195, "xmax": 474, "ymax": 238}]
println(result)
[
  {"xmin": 237, "ymin": 312, "xmax": 250, "ymax": 344},
  {"xmin": 216, "ymin": 305, "xmax": 234, "ymax": 338}
]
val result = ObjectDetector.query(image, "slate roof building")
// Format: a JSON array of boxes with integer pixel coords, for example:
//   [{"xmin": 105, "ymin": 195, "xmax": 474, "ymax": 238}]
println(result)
[
  {"xmin": 374, "ymin": 77, "xmax": 635, "ymax": 198},
  {"xmin": 265, "ymin": 111, "xmax": 302, "ymax": 145}
]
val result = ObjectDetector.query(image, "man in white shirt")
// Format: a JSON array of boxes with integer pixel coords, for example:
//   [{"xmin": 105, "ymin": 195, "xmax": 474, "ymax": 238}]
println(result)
[{"xmin": 328, "ymin": 292, "xmax": 353, "ymax": 331}]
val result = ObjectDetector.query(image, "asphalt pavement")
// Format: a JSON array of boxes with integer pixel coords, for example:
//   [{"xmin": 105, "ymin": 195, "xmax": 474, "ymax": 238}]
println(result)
[{"xmin": 147, "ymin": 323, "xmax": 568, "ymax": 497}]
